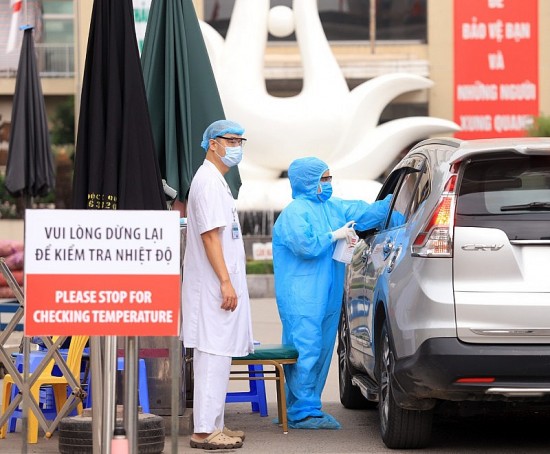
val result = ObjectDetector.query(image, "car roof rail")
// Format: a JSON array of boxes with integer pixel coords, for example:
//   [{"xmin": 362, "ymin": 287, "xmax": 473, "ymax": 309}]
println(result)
[{"xmin": 410, "ymin": 137, "xmax": 463, "ymax": 153}]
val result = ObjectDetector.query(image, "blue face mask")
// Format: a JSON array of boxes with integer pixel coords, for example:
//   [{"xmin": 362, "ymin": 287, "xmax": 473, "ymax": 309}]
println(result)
[
  {"xmin": 215, "ymin": 144, "xmax": 243, "ymax": 167},
  {"xmin": 317, "ymin": 182, "xmax": 333, "ymax": 202}
]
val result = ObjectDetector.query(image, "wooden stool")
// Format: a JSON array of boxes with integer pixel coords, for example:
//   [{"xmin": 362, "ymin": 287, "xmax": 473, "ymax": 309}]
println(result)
[{"xmin": 231, "ymin": 344, "xmax": 298, "ymax": 434}]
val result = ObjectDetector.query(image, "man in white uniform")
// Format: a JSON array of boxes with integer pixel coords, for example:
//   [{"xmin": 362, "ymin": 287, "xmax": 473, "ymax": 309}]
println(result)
[{"xmin": 182, "ymin": 120, "xmax": 254, "ymax": 450}]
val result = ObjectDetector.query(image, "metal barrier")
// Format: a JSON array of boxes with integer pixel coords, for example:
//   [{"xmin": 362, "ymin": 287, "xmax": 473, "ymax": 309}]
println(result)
[{"xmin": 0, "ymin": 258, "xmax": 86, "ymax": 447}]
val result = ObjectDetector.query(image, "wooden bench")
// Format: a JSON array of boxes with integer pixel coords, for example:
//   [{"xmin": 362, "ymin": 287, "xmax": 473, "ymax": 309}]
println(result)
[{"xmin": 231, "ymin": 344, "xmax": 298, "ymax": 434}]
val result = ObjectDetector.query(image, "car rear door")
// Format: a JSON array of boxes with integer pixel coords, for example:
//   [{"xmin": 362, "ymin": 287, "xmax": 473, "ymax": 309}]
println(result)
[{"xmin": 453, "ymin": 152, "xmax": 550, "ymax": 344}]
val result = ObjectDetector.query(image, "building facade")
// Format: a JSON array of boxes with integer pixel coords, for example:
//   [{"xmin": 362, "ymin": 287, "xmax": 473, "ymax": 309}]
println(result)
[{"xmin": 0, "ymin": 0, "xmax": 549, "ymax": 155}]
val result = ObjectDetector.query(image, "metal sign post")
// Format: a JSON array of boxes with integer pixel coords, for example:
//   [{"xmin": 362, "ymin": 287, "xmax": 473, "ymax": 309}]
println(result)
[{"xmin": 90, "ymin": 336, "xmax": 103, "ymax": 454}]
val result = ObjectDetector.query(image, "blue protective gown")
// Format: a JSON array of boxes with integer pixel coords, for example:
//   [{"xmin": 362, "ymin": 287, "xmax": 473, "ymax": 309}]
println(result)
[{"xmin": 272, "ymin": 157, "xmax": 391, "ymax": 423}]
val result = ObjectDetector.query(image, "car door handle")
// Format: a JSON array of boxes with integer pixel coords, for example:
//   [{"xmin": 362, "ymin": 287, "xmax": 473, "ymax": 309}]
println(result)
[
  {"xmin": 383, "ymin": 239, "xmax": 393, "ymax": 258},
  {"xmin": 361, "ymin": 244, "xmax": 371, "ymax": 262},
  {"xmin": 387, "ymin": 246, "xmax": 402, "ymax": 273}
]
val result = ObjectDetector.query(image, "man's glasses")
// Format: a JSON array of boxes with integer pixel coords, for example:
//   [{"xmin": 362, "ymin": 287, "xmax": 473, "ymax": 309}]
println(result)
[
  {"xmin": 217, "ymin": 136, "xmax": 247, "ymax": 147},
  {"xmin": 320, "ymin": 176, "xmax": 333, "ymax": 182}
]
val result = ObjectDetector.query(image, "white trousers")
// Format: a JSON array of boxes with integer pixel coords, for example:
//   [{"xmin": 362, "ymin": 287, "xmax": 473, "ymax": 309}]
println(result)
[{"xmin": 193, "ymin": 348, "xmax": 232, "ymax": 433}]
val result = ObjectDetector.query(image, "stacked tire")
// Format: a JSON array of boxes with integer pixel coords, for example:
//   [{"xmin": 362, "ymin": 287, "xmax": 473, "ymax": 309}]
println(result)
[{"xmin": 58, "ymin": 413, "xmax": 165, "ymax": 454}]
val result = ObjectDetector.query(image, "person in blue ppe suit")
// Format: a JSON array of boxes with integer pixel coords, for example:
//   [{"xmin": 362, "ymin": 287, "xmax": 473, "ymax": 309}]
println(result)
[{"xmin": 272, "ymin": 157, "xmax": 392, "ymax": 430}]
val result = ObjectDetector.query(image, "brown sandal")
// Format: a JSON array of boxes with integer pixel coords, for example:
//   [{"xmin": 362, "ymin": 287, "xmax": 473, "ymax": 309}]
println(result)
[{"xmin": 189, "ymin": 429, "xmax": 243, "ymax": 450}]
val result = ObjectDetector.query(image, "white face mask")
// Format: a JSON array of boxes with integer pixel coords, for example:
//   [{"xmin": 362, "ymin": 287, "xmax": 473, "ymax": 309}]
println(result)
[{"xmin": 215, "ymin": 144, "xmax": 243, "ymax": 167}]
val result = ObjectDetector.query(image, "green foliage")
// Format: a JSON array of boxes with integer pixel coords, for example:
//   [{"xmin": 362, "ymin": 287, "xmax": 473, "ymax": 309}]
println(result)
[
  {"xmin": 0, "ymin": 173, "xmax": 19, "ymax": 219},
  {"xmin": 526, "ymin": 114, "xmax": 550, "ymax": 137},
  {"xmin": 0, "ymin": 171, "xmax": 56, "ymax": 219},
  {"xmin": 50, "ymin": 97, "xmax": 75, "ymax": 145},
  {"xmin": 246, "ymin": 260, "xmax": 274, "ymax": 274},
  {"xmin": 52, "ymin": 143, "xmax": 75, "ymax": 159}
]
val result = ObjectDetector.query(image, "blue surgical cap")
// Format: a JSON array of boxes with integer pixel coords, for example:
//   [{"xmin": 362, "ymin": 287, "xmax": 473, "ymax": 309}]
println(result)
[{"xmin": 201, "ymin": 120, "xmax": 245, "ymax": 151}]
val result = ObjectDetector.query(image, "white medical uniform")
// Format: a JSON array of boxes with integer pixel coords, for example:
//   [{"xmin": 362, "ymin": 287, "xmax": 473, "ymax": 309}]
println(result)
[
  {"xmin": 182, "ymin": 160, "xmax": 254, "ymax": 356},
  {"xmin": 182, "ymin": 160, "xmax": 254, "ymax": 433}
]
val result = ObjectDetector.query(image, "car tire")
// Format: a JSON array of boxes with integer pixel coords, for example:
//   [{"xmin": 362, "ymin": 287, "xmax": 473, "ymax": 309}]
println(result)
[
  {"xmin": 338, "ymin": 306, "xmax": 376, "ymax": 409},
  {"xmin": 377, "ymin": 320, "xmax": 432, "ymax": 449}
]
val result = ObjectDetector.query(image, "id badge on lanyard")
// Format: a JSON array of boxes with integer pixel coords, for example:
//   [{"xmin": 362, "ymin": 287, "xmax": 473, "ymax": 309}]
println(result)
[{"xmin": 231, "ymin": 207, "xmax": 240, "ymax": 239}]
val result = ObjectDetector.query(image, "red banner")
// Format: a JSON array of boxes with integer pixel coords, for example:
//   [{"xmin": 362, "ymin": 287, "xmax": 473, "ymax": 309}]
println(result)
[{"xmin": 454, "ymin": 0, "xmax": 538, "ymax": 139}]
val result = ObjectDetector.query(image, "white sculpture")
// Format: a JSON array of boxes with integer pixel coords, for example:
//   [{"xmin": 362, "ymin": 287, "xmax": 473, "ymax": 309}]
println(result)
[{"xmin": 200, "ymin": 0, "xmax": 459, "ymax": 210}]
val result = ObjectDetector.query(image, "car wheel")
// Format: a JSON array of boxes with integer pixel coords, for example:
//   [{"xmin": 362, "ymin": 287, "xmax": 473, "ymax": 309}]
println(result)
[
  {"xmin": 338, "ymin": 306, "xmax": 376, "ymax": 409},
  {"xmin": 377, "ymin": 320, "xmax": 432, "ymax": 449}
]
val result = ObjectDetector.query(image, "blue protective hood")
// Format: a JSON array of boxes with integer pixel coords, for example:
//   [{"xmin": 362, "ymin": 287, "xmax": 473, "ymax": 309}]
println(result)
[{"xmin": 287, "ymin": 157, "xmax": 328, "ymax": 201}]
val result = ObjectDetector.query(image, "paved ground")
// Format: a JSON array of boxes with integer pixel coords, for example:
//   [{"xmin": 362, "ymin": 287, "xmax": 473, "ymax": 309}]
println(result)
[
  {"xmin": 0, "ymin": 298, "xmax": 342, "ymax": 452},
  {"xmin": 3, "ymin": 298, "xmax": 550, "ymax": 452},
  {"xmin": 0, "ymin": 401, "xmax": 381, "ymax": 454}
]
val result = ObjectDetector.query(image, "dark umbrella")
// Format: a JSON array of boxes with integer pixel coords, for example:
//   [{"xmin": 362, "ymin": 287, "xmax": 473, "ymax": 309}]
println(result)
[
  {"xmin": 71, "ymin": 0, "xmax": 166, "ymax": 451},
  {"xmin": 72, "ymin": 0, "xmax": 165, "ymax": 210},
  {"xmin": 3, "ymin": 26, "xmax": 54, "ymax": 451},
  {"xmin": 141, "ymin": 0, "xmax": 242, "ymax": 202},
  {"xmin": 5, "ymin": 26, "xmax": 55, "ymax": 208}
]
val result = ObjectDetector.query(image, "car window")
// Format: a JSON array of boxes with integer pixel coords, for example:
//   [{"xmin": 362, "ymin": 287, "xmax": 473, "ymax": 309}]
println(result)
[
  {"xmin": 458, "ymin": 155, "xmax": 550, "ymax": 214},
  {"xmin": 456, "ymin": 153, "xmax": 550, "ymax": 240},
  {"xmin": 409, "ymin": 165, "xmax": 430, "ymax": 217},
  {"xmin": 355, "ymin": 167, "xmax": 406, "ymax": 239},
  {"xmin": 387, "ymin": 170, "xmax": 422, "ymax": 229}
]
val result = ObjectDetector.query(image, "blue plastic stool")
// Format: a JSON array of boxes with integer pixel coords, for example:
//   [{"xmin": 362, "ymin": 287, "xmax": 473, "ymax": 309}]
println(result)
[
  {"xmin": 8, "ymin": 350, "xmax": 76, "ymax": 432},
  {"xmin": 8, "ymin": 387, "xmax": 59, "ymax": 432},
  {"xmin": 85, "ymin": 357, "xmax": 150, "ymax": 413},
  {"xmin": 225, "ymin": 364, "xmax": 268, "ymax": 417}
]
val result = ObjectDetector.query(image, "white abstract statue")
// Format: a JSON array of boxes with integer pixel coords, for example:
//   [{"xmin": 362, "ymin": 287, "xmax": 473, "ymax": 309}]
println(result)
[{"xmin": 200, "ymin": 0, "xmax": 459, "ymax": 210}]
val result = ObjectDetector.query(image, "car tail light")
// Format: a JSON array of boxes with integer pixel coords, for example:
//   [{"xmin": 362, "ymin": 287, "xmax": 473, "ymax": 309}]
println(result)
[{"xmin": 411, "ymin": 175, "xmax": 457, "ymax": 257}]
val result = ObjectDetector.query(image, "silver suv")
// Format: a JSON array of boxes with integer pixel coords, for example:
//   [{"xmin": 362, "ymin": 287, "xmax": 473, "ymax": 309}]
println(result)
[{"xmin": 338, "ymin": 137, "xmax": 550, "ymax": 449}]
